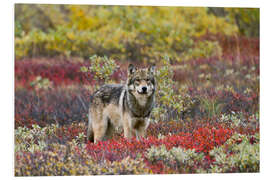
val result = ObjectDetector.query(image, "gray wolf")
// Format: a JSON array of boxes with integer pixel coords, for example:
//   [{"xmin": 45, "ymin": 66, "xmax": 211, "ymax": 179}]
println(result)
[{"xmin": 87, "ymin": 64, "xmax": 156, "ymax": 143}]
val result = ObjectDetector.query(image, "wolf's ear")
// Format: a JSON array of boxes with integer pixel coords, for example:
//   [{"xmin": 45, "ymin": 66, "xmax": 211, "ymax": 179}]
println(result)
[
  {"xmin": 128, "ymin": 64, "xmax": 136, "ymax": 76},
  {"xmin": 148, "ymin": 64, "xmax": 156, "ymax": 75}
]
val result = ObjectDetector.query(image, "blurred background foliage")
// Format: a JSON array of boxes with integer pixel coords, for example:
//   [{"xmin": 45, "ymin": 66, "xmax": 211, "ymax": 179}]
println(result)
[{"xmin": 15, "ymin": 4, "xmax": 259, "ymax": 61}]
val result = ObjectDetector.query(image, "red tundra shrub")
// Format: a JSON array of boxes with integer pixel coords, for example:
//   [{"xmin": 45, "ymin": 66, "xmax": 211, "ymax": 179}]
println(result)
[
  {"xmin": 15, "ymin": 88, "xmax": 91, "ymax": 128},
  {"xmin": 86, "ymin": 126, "xmax": 233, "ymax": 162},
  {"xmin": 15, "ymin": 59, "xmax": 125, "ymax": 89}
]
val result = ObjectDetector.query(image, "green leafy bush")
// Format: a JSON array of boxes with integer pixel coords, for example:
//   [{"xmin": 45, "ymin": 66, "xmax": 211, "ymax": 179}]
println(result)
[
  {"xmin": 209, "ymin": 133, "xmax": 259, "ymax": 173},
  {"xmin": 81, "ymin": 55, "xmax": 119, "ymax": 84},
  {"xmin": 218, "ymin": 111, "xmax": 259, "ymax": 130},
  {"xmin": 15, "ymin": 124, "xmax": 58, "ymax": 153},
  {"xmin": 146, "ymin": 144, "xmax": 205, "ymax": 173},
  {"xmin": 152, "ymin": 55, "xmax": 195, "ymax": 122},
  {"xmin": 30, "ymin": 76, "xmax": 52, "ymax": 90}
]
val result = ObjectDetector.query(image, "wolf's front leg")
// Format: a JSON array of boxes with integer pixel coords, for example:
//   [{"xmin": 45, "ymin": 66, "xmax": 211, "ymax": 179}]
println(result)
[
  {"xmin": 135, "ymin": 128, "xmax": 146, "ymax": 140},
  {"xmin": 123, "ymin": 124, "xmax": 134, "ymax": 140},
  {"xmin": 135, "ymin": 118, "xmax": 149, "ymax": 140},
  {"xmin": 122, "ymin": 113, "xmax": 134, "ymax": 140}
]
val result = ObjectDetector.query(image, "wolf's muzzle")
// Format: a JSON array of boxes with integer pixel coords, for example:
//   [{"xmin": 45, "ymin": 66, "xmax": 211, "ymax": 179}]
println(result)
[
  {"xmin": 142, "ymin": 86, "xmax": 147, "ymax": 93},
  {"xmin": 137, "ymin": 86, "xmax": 148, "ymax": 94}
]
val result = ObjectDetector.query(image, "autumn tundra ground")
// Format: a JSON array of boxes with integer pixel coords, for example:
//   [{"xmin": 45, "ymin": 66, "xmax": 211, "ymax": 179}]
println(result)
[{"xmin": 14, "ymin": 5, "xmax": 259, "ymax": 175}]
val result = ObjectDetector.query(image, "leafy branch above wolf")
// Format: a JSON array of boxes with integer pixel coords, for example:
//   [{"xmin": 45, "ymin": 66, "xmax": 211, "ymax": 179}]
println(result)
[{"xmin": 87, "ymin": 64, "xmax": 156, "ymax": 143}]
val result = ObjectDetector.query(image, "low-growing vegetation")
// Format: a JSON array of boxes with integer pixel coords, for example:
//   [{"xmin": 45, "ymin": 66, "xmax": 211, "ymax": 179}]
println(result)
[{"xmin": 14, "ymin": 5, "xmax": 259, "ymax": 176}]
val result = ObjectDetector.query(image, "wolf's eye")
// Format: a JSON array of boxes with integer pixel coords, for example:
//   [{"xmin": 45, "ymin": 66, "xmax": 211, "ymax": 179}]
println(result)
[{"xmin": 134, "ymin": 79, "xmax": 140, "ymax": 86}]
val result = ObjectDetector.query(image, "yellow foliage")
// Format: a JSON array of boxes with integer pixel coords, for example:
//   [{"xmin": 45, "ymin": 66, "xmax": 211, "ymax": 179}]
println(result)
[{"xmin": 15, "ymin": 5, "xmax": 241, "ymax": 61}]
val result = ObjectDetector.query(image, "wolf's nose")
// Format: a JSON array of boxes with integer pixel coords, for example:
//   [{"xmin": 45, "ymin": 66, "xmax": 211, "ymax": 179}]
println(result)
[{"xmin": 142, "ymin": 87, "xmax": 147, "ymax": 93}]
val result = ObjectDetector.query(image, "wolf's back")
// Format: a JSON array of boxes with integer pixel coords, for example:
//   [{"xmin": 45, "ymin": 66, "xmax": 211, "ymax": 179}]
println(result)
[{"xmin": 92, "ymin": 84, "xmax": 124, "ymax": 105}]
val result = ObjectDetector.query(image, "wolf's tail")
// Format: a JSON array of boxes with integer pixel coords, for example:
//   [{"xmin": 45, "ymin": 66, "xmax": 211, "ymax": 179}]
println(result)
[{"xmin": 87, "ymin": 113, "xmax": 94, "ymax": 142}]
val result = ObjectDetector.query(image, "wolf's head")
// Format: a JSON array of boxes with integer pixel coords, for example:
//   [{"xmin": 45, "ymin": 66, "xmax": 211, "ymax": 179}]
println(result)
[{"xmin": 127, "ymin": 64, "xmax": 156, "ymax": 99}]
